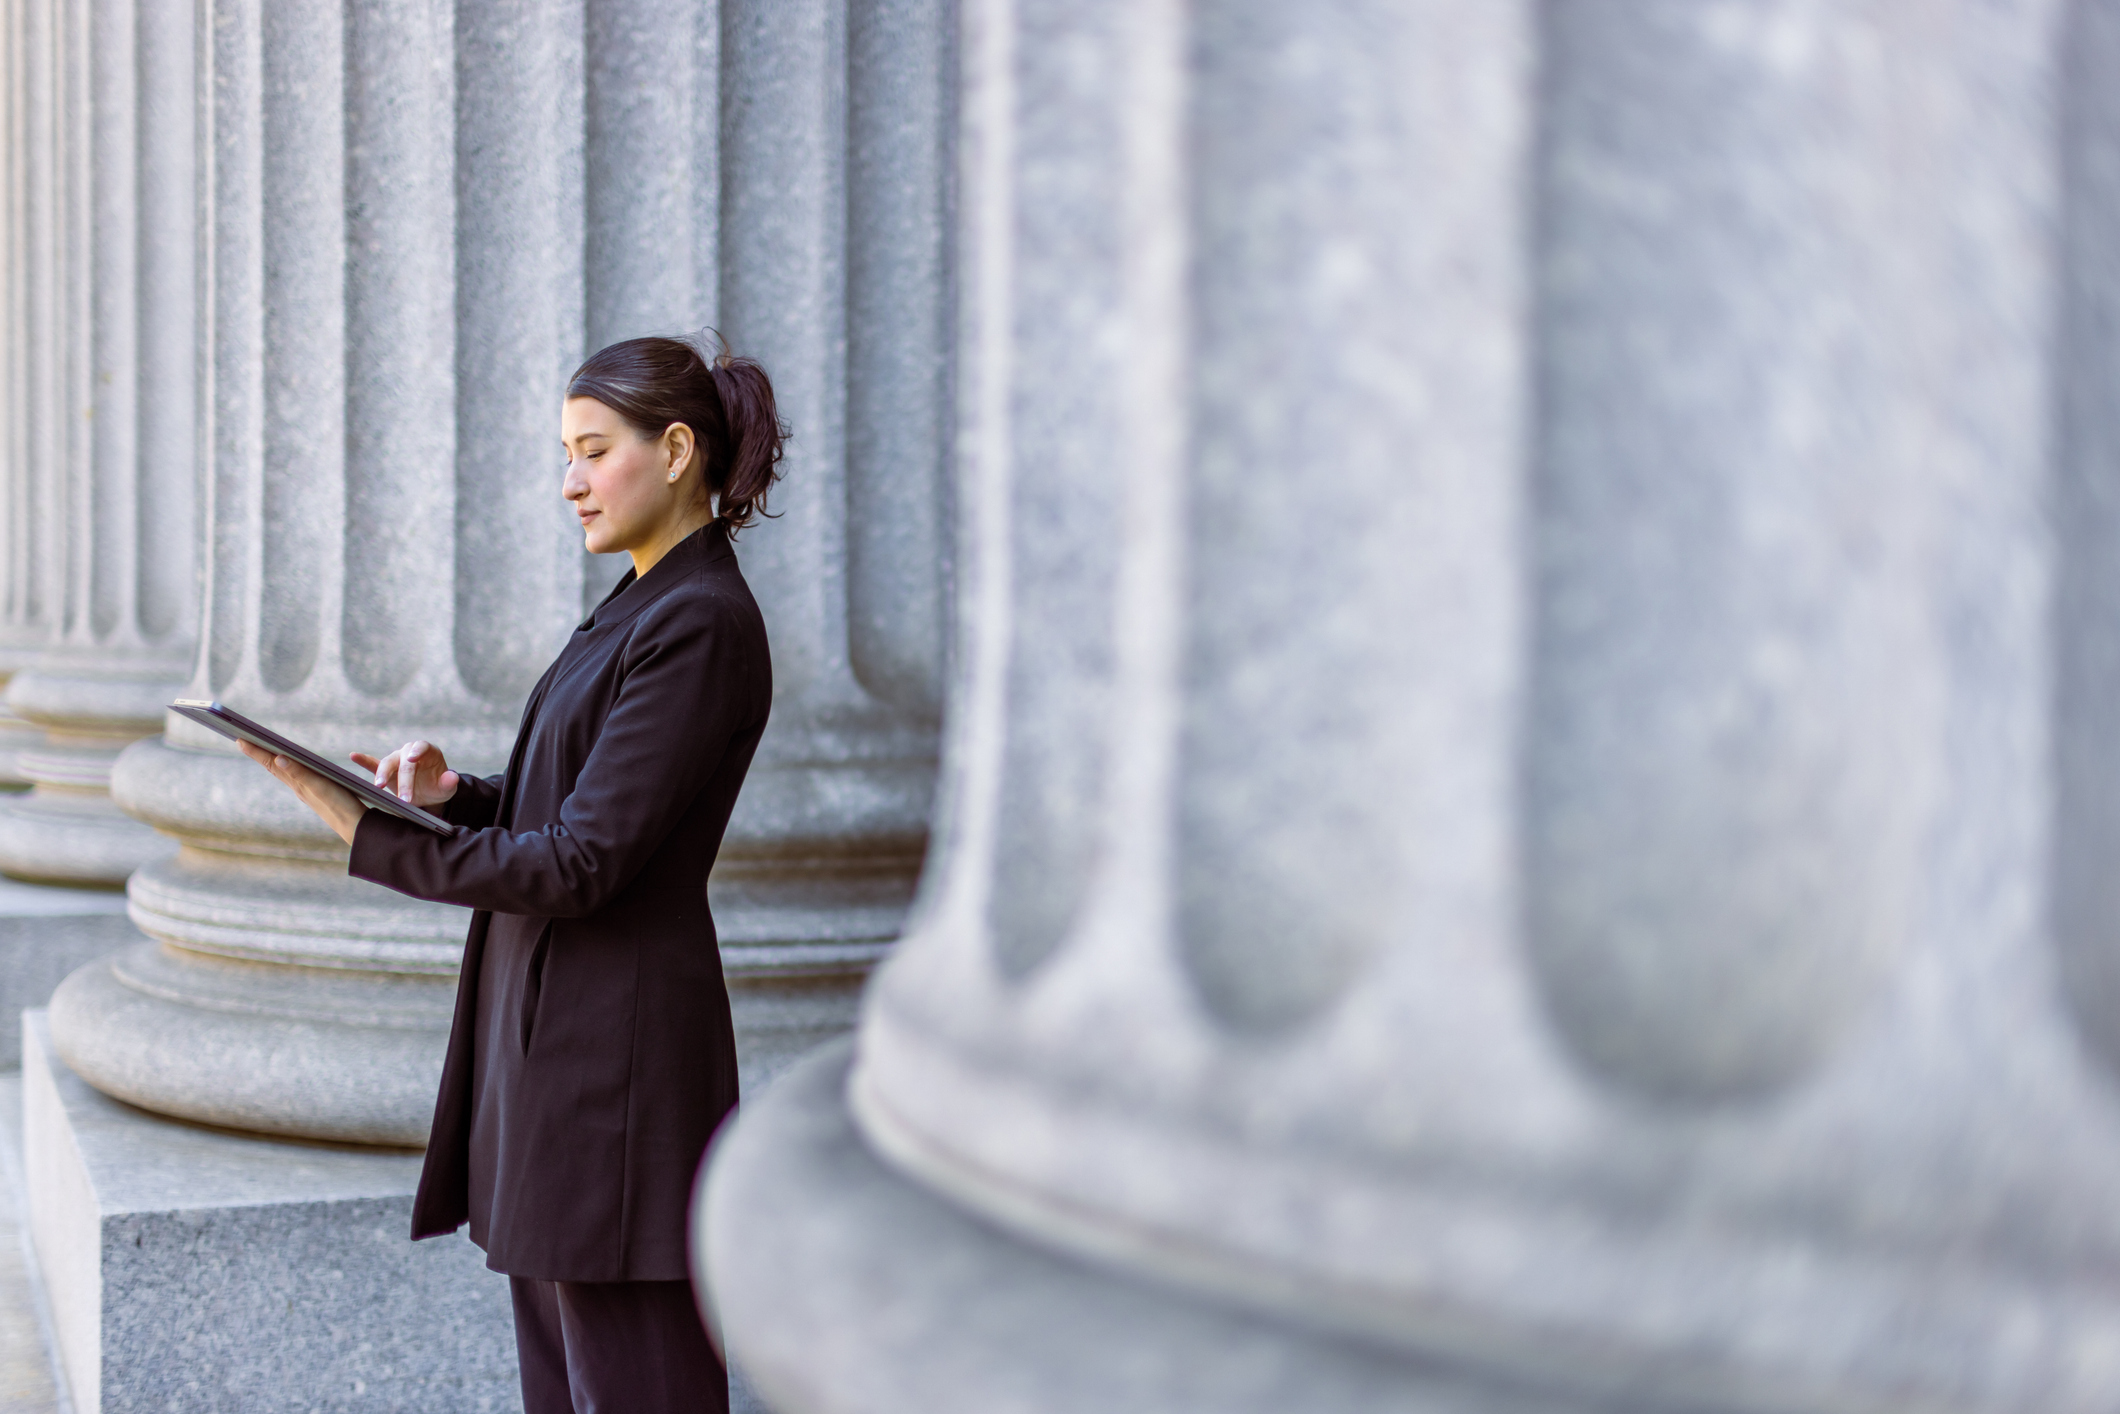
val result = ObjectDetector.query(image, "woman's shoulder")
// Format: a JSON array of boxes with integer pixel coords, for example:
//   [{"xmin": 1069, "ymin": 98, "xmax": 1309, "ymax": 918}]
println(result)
[{"xmin": 627, "ymin": 555, "xmax": 767, "ymax": 646}]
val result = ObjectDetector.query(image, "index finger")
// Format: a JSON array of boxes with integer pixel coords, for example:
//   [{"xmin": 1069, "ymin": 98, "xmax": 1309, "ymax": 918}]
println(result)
[{"xmin": 397, "ymin": 742, "xmax": 431, "ymax": 801}]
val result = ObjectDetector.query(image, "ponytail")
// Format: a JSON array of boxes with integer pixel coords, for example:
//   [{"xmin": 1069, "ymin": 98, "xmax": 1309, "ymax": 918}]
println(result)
[
  {"xmin": 704, "ymin": 352, "xmax": 786, "ymax": 532},
  {"xmin": 565, "ymin": 332, "xmax": 789, "ymax": 535}
]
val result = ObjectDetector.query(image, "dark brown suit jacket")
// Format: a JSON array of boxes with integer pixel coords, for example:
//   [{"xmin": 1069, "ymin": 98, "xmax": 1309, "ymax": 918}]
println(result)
[{"xmin": 349, "ymin": 523, "xmax": 769, "ymax": 1281}]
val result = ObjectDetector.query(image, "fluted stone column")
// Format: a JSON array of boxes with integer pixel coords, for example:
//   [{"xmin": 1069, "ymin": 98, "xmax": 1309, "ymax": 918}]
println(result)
[
  {"xmin": 704, "ymin": 5, "xmax": 2120, "ymax": 1412},
  {"xmin": 0, "ymin": 0, "xmax": 197, "ymax": 887},
  {"xmin": 0, "ymin": 0, "xmax": 164, "ymax": 1078},
  {"xmin": 710, "ymin": 0, "xmax": 949, "ymax": 1078},
  {"xmin": 0, "ymin": 0, "xmax": 69, "ymax": 788},
  {"xmin": 47, "ymin": 0, "xmax": 584, "ymax": 1145},
  {"xmin": 47, "ymin": 0, "xmax": 950, "ymax": 1144}
]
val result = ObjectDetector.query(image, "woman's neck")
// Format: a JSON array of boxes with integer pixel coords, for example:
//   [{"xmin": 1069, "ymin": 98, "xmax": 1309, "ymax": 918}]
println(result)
[{"xmin": 629, "ymin": 504, "xmax": 715, "ymax": 579}]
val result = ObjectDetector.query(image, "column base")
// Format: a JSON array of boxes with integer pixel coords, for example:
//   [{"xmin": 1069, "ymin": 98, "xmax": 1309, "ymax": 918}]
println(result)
[
  {"xmin": 21, "ymin": 1010, "xmax": 518, "ymax": 1414},
  {"xmin": 0, "ymin": 706, "xmax": 44, "ymax": 790},
  {"xmin": 47, "ymin": 945, "xmax": 453, "ymax": 1147},
  {"xmin": 0, "ymin": 879, "xmax": 135, "ymax": 1069},
  {"xmin": 0, "ymin": 786, "xmax": 174, "ymax": 887},
  {"xmin": 699, "ymin": 1044, "xmax": 1571, "ymax": 1414}
]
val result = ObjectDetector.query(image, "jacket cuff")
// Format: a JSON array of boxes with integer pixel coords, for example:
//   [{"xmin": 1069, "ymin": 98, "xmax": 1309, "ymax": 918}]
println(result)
[
  {"xmin": 348, "ymin": 807, "xmax": 421, "ymax": 888},
  {"xmin": 438, "ymin": 775, "xmax": 498, "ymax": 828}
]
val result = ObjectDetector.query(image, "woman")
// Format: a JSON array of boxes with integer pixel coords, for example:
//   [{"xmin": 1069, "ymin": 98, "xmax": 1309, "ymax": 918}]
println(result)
[{"xmin": 238, "ymin": 334, "xmax": 783, "ymax": 1414}]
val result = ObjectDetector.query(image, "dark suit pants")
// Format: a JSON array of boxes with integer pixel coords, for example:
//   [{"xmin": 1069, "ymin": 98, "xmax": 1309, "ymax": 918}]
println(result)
[{"xmin": 509, "ymin": 1275, "xmax": 729, "ymax": 1414}]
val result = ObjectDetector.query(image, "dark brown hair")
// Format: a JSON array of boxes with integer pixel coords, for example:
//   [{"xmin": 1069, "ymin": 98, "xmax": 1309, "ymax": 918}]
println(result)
[{"xmin": 565, "ymin": 333, "xmax": 788, "ymax": 534}]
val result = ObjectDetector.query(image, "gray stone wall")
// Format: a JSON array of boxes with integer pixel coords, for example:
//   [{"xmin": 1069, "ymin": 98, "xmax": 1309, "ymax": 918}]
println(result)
[{"xmin": 702, "ymin": 3, "xmax": 2120, "ymax": 1413}]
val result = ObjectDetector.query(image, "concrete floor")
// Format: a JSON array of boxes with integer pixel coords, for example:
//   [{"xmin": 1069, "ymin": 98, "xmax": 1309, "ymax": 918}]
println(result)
[{"xmin": 0, "ymin": 1076, "xmax": 66, "ymax": 1414}]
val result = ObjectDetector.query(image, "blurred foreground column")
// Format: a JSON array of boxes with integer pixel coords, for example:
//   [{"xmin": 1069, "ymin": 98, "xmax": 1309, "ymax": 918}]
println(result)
[{"xmin": 703, "ymin": 5, "xmax": 2120, "ymax": 1413}]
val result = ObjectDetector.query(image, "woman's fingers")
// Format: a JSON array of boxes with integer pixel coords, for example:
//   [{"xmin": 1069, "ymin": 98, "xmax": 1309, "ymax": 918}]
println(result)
[
  {"xmin": 398, "ymin": 741, "xmax": 431, "ymax": 802},
  {"xmin": 236, "ymin": 738, "xmax": 365, "ymax": 844},
  {"xmin": 348, "ymin": 741, "xmax": 457, "ymax": 805}
]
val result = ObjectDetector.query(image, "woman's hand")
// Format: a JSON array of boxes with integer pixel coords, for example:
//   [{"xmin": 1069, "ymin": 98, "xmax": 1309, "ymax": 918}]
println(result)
[
  {"xmin": 236, "ymin": 741, "xmax": 366, "ymax": 845},
  {"xmin": 350, "ymin": 741, "xmax": 460, "ymax": 807}
]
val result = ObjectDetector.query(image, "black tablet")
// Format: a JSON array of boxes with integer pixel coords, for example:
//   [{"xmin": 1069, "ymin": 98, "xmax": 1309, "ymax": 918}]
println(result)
[{"xmin": 170, "ymin": 699, "xmax": 458, "ymax": 837}]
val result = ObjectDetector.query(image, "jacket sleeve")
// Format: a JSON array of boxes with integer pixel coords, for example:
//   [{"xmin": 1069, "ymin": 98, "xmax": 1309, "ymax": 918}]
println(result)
[
  {"xmin": 438, "ymin": 772, "xmax": 502, "ymax": 829},
  {"xmin": 347, "ymin": 590, "xmax": 762, "ymax": 916}
]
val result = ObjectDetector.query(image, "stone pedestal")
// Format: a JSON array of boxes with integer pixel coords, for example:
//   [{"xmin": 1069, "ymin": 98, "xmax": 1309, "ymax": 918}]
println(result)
[
  {"xmin": 22, "ymin": 1011, "xmax": 518, "ymax": 1414},
  {"xmin": 706, "ymin": 1044, "xmax": 1572, "ymax": 1414}
]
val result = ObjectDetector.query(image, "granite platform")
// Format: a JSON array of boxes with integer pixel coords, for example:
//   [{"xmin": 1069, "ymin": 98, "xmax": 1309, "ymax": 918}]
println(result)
[
  {"xmin": 0, "ymin": 1074, "xmax": 65, "ymax": 1413},
  {"xmin": 20, "ymin": 1011, "xmax": 517, "ymax": 1413}
]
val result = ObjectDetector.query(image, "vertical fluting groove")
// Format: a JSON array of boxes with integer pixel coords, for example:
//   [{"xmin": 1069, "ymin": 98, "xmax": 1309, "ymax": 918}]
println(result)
[
  {"xmin": 60, "ymin": 0, "xmax": 89, "ymax": 644},
  {"xmin": 22, "ymin": 0, "xmax": 54, "ymax": 638},
  {"xmin": 845, "ymin": 0, "xmax": 950, "ymax": 722},
  {"xmin": 255, "ymin": 0, "xmax": 341, "ymax": 694},
  {"xmin": 720, "ymin": 0, "xmax": 848, "ymax": 702},
  {"xmin": 579, "ymin": 0, "xmax": 712, "ymax": 616},
  {"xmin": 2052, "ymin": 0, "xmax": 2120, "ymax": 1079},
  {"xmin": 979, "ymin": 0, "xmax": 1152, "ymax": 979},
  {"xmin": 89, "ymin": 0, "xmax": 136, "ymax": 646},
  {"xmin": 1525, "ymin": 3, "xmax": 1928, "ymax": 1102},
  {"xmin": 454, "ymin": 0, "xmax": 586, "ymax": 703},
  {"xmin": 188, "ymin": 0, "xmax": 214, "ymax": 683},
  {"xmin": 922, "ymin": 0, "xmax": 1012, "ymax": 935},
  {"xmin": 135, "ymin": 0, "xmax": 195, "ymax": 645},
  {"xmin": 31, "ymin": 0, "xmax": 68, "ymax": 642},
  {"xmin": 0, "ymin": 0, "xmax": 22, "ymax": 637},
  {"xmin": 6, "ymin": 0, "xmax": 28, "ymax": 643},
  {"xmin": 1177, "ymin": 0, "xmax": 1529, "ymax": 1035},
  {"xmin": 26, "ymin": 0, "xmax": 62, "ymax": 637},
  {"xmin": 585, "ymin": 0, "xmax": 705, "ymax": 347},
  {"xmin": 692, "ymin": 0, "xmax": 719, "ymax": 336},
  {"xmin": 204, "ymin": 0, "xmax": 261, "ymax": 696},
  {"xmin": 343, "ymin": 0, "xmax": 455, "ymax": 700}
]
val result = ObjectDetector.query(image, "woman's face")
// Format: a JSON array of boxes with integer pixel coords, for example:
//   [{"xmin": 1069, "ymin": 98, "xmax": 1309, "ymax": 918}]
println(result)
[{"xmin": 561, "ymin": 397, "xmax": 694, "ymax": 557}]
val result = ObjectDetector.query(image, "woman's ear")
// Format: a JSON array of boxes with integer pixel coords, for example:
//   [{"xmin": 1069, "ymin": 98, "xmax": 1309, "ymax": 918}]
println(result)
[{"xmin": 663, "ymin": 422, "xmax": 698, "ymax": 481}]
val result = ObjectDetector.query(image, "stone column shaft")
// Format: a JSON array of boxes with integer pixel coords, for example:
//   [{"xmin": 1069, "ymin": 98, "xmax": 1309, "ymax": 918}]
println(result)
[
  {"xmin": 0, "ymin": 0, "xmax": 198, "ymax": 887},
  {"xmin": 710, "ymin": 0, "xmax": 950, "ymax": 1079},
  {"xmin": 55, "ymin": 0, "xmax": 586, "ymax": 1144},
  {"xmin": 0, "ymin": 0, "xmax": 67, "ymax": 786}
]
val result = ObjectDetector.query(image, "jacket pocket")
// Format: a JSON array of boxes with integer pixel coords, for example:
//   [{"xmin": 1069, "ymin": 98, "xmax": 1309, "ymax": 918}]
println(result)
[{"xmin": 520, "ymin": 920, "xmax": 554, "ymax": 1055}]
